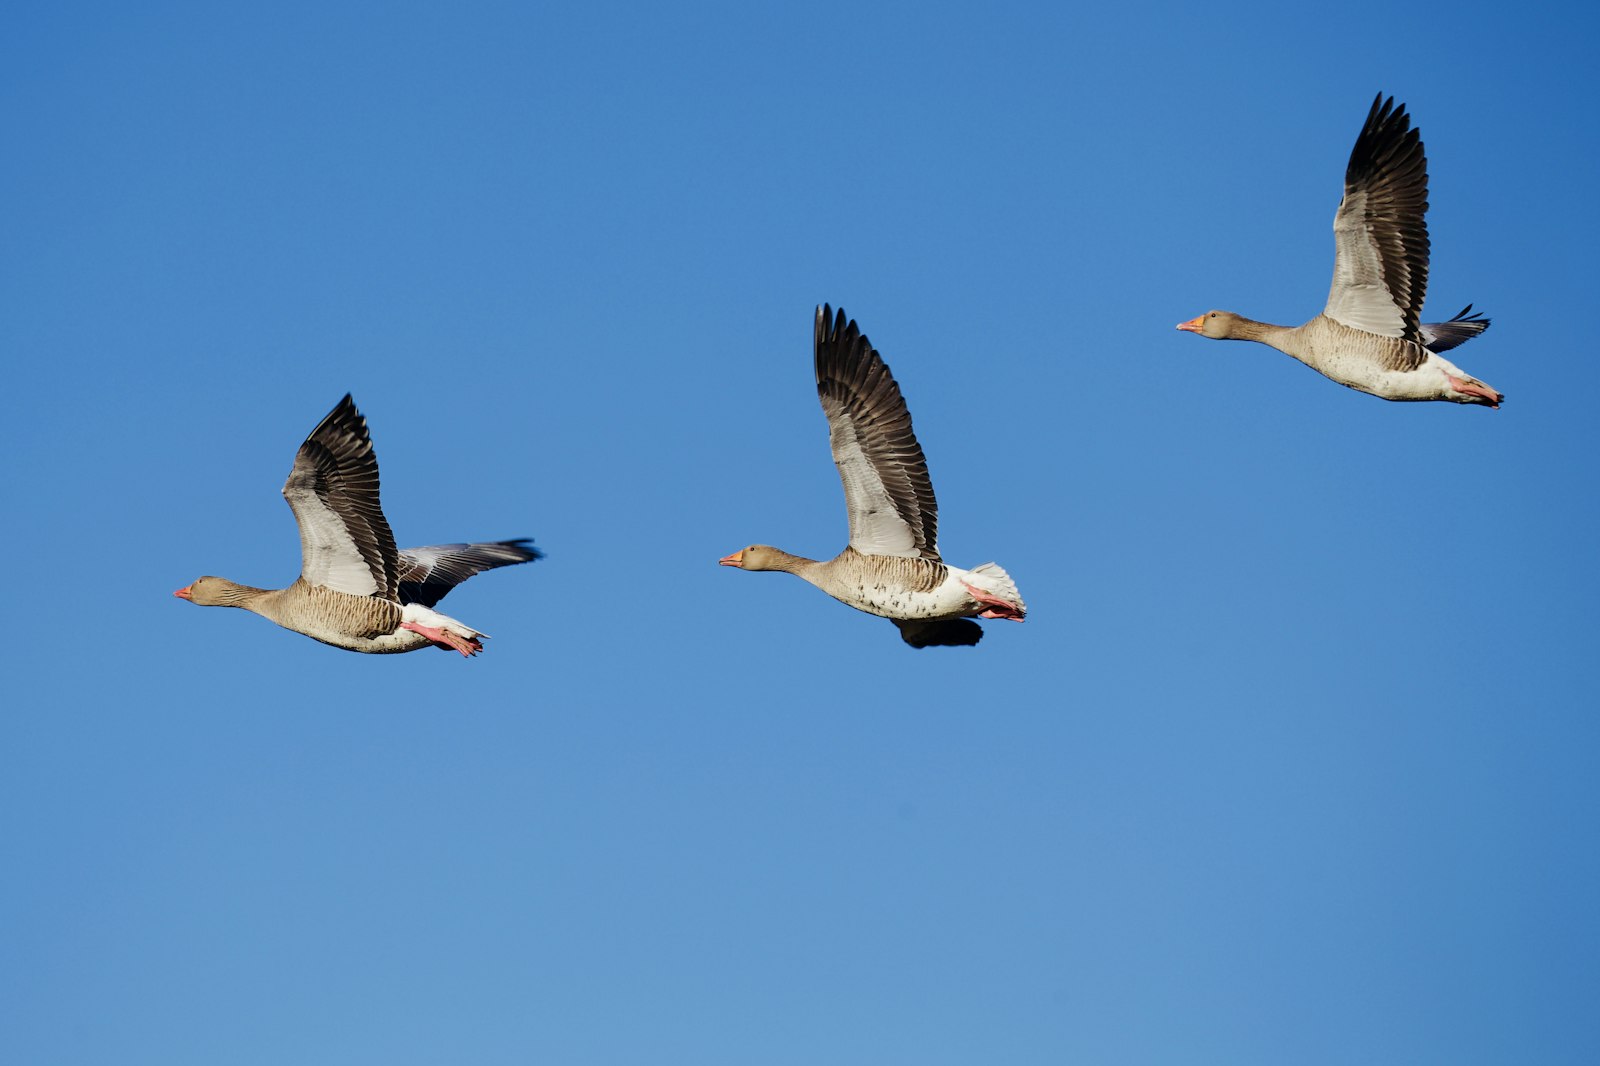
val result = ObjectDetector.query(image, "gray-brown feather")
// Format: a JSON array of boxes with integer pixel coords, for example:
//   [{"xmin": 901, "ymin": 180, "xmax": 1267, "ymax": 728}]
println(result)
[
  {"xmin": 850, "ymin": 550, "xmax": 949, "ymax": 595},
  {"xmin": 1302, "ymin": 314, "xmax": 1430, "ymax": 374},
  {"xmin": 271, "ymin": 580, "xmax": 406, "ymax": 642}
]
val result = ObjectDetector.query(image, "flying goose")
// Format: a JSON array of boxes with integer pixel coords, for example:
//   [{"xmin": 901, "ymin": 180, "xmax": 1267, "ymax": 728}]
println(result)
[
  {"xmin": 174, "ymin": 394, "xmax": 538, "ymax": 656},
  {"xmin": 1177, "ymin": 93, "xmax": 1501, "ymax": 407},
  {"xmin": 720, "ymin": 305, "xmax": 1026, "ymax": 648}
]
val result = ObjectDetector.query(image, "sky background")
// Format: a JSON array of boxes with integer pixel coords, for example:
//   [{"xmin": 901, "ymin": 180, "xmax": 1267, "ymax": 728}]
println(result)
[{"xmin": 4, "ymin": 2, "xmax": 1598, "ymax": 1063}]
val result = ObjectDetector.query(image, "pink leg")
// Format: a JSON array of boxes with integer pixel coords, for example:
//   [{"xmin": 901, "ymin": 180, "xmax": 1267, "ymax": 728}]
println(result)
[
  {"xmin": 400, "ymin": 621, "xmax": 483, "ymax": 657},
  {"xmin": 1446, "ymin": 374, "xmax": 1501, "ymax": 407},
  {"xmin": 961, "ymin": 582, "xmax": 1026, "ymax": 622}
]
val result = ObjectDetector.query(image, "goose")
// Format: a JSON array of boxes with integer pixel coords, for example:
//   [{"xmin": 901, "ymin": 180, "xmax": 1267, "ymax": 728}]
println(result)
[
  {"xmin": 1177, "ymin": 93, "xmax": 1501, "ymax": 407},
  {"xmin": 720, "ymin": 305, "xmax": 1026, "ymax": 648},
  {"xmin": 174, "ymin": 394, "xmax": 539, "ymax": 656}
]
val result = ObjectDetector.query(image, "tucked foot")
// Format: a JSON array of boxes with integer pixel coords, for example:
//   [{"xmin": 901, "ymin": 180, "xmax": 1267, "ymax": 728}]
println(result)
[
  {"xmin": 400, "ymin": 621, "xmax": 483, "ymax": 657},
  {"xmin": 962, "ymin": 581, "xmax": 1026, "ymax": 622},
  {"xmin": 1446, "ymin": 374, "xmax": 1502, "ymax": 408}
]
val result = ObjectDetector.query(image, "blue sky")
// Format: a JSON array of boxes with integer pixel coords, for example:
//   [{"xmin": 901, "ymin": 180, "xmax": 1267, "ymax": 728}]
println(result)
[{"xmin": 4, "ymin": 1, "xmax": 1598, "ymax": 1063}]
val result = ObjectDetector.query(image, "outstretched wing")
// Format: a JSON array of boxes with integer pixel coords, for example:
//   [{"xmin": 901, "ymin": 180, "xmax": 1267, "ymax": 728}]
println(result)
[
  {"xmin": 1324, "ymin": 93, "xmax": 1430, "ymax": 353},
  {"xmin": 814, "ymin": 304, "xmax": 940, "ymax": 561},
  {"xmin": 282, "ymin": 394, "xmax": 400, "ymax": 599},
  {"xmin": 397, "ymin": 540, "xmax": 542, "ymax": 608}
]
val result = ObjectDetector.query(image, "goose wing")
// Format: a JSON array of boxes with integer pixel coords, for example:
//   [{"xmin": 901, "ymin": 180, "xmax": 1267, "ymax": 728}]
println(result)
[
  {"xmin": 1420, "ymin": 304, "xmax": 1491, "ymax": 354},
  {"xmin": 814, "ymin": 304, "xmax": 939, "ymax": 561},
  {"xmin": 397, "ymin": 539, "xmax": 542, "ymax": 608},
  {"xmin": 1324, "ymin": 93, "xmax": 1431, "ymax": 363},
  {"xmin": 282, "ymin": 394, "xmax": 400, "ymax": 599}
]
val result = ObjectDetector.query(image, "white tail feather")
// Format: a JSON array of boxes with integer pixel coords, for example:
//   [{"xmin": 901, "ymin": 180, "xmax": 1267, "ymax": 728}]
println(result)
[
  {"xmin": 402, "ymin": 603, "xmax": 487, "ymax": 640},
  {"xmin": 966, "ymin": 562, "xmax": 1025, "ymax": 613}
]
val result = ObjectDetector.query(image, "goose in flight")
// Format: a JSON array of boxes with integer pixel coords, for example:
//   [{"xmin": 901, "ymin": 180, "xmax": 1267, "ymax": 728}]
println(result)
[
  {"xmin": 174, "ymin": 395, "xmax": 538, "ymax": 656},
  {"xmin": 1178, "ymin": 94, "xmax": 1501, "ymax": 407},
  {"xmin": 720, "ymin": 305, "xmax": 1026, "ymax": 648}
]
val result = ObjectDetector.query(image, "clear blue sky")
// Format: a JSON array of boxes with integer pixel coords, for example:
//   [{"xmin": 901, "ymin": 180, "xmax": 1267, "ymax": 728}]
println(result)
[{"xmin": 4, "ymin": 2, "xmax": 1597, "ymax": 1063}]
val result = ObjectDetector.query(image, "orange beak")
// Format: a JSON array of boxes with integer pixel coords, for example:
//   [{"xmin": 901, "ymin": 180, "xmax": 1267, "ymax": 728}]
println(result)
[
  {"xmin": 718, "ymin": 550, "xmax": 745, "ymax": 568},
  {"xmin": 173, "ymin": 585, "xmax": 194, "ymax": 600},
  {"xmin": 1176, "ymin": 315, "xmax": 1205, "ymax": 333}
]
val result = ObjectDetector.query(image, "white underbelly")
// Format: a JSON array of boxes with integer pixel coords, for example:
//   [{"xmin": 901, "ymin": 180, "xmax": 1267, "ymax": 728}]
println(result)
[{"xmin": 833, "ymin": 570, "xmax": 973, "ymax": 621}]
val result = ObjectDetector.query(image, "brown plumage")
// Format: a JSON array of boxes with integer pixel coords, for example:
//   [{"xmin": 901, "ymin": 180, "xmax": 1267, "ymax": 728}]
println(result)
[
  {"xmin": 720, "ymin": 306, "xmax": 1025, "ymax": 648},
  {"xmin": 175, "ymin": 394, "xmax": 540, "ymax": 656},
  {"xmin": 1178, "ymin": 93, "xmax": 1502, "ymax": 407}
]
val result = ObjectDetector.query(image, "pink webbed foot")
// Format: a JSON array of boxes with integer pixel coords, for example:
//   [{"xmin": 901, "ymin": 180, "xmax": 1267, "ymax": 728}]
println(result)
[
  {"xmin": 962, "ymin": 581, "xmax": 1026, "ymax": 622},
  {"xmin": 1446, "ymin": 374, "xmax": 1502, "ymax": 408},
  {"xmin": 400, "ymin": 621, "xmax": 483, "ymax": 657}
]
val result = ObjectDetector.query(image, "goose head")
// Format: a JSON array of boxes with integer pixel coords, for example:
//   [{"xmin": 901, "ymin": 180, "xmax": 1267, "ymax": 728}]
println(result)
[
  {"xmin": 1176, "ymin": 310, "xmax": 1244, "ymax": 339},
  {"xmin": 718, "ymin": 545, "xmax": 797, "ymax": 572},
  {"xmin": 173, "ymin": 576, "xmax": 247, "ymax": 606}
]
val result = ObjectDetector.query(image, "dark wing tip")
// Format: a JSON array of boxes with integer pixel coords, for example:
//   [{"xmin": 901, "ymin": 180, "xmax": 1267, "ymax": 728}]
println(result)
[
  {"xmin": 815, "ymin": 304, "xmax": 854, "ymax": 340},
  {"xmin": 1360, "ymin": 93, "xmax": 1407, "ymax": 137},
  {"xmin": 1420, "ymin": 303, "xmax": 1492, "ymax": 353},
  {"xmin": 1351, "ymin": 92, "xmax": 1418, "ymax": 155},
  {"xmin": 815, "ymin": 302, "xmax": 848, "ymax": 337},
  {"xmin": 1367, "ymin": 92, "xmax": 1403, "ymax": 126},
  {"xmin": 815, "ymin": 303, "xmax": 834, "ymax": 359},
  {"xmin": 815, "ymin": 303, "xmax": 868, "ymax": 383},
  {"xmin": 328, "ymin": 392, "xmax": 359, "ymax": 421},
  {"xmin": 303, "ymin": 393, "xmax": 371, "ymax": 450},
  {"xmin": 1349, "ymin": 92, "xmax": 1420, "ymax": 175},
  {"xmin": 498, "ymin": 537, "xmax": 544, "ymax": 563}
]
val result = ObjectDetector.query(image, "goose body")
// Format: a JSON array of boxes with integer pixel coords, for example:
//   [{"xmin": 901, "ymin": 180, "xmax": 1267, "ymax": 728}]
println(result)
[
  {"xmin": 175, "ymin": 395, "xmax": 539, "ymax": 656},
  {"xmin": 1177, "ymin": 94, "xmax": 1501, "ymax": 408},
  {"xmin": 720, "ymin": 306, "xmax": 1026, "ymax": 649}
]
